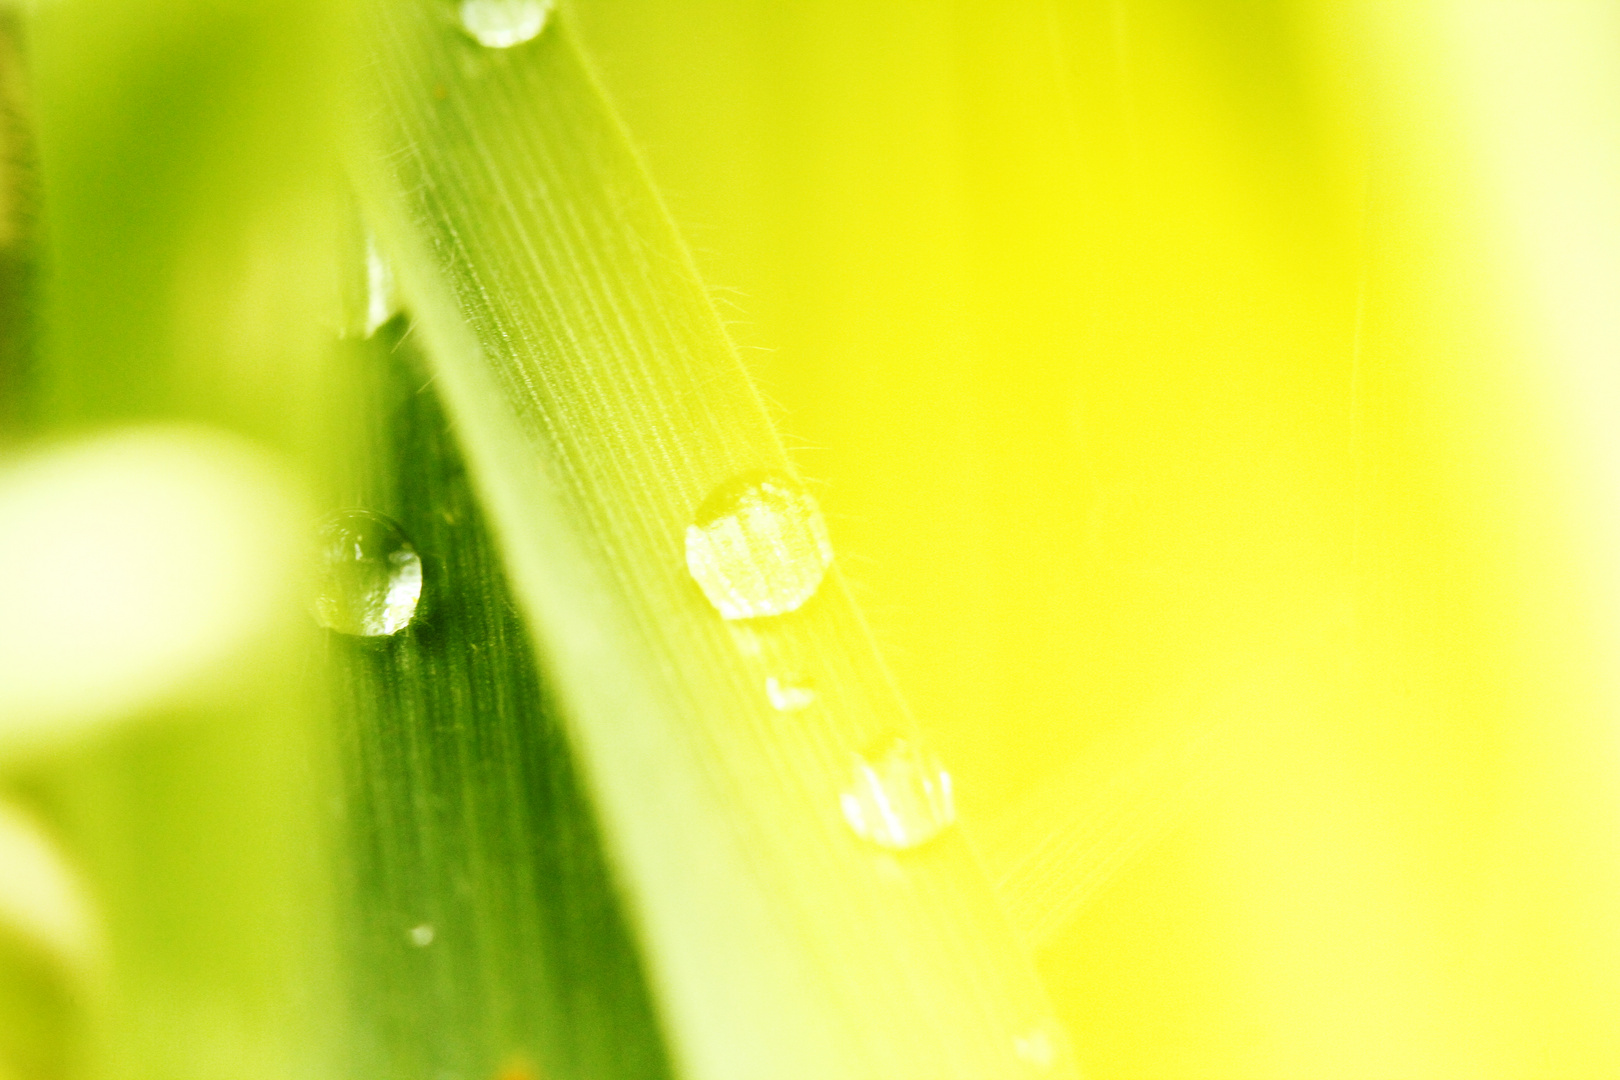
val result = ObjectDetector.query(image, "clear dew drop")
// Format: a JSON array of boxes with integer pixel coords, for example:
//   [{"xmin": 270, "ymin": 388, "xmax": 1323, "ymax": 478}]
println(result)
[
  {"xmin": 312, "ymin": 510, "xmax": 423, "ymax": 637},
  {"xmin": 685, "ymin": 471, "xmax": 833, "ymax": 620},
  {"xmin": 839, "ymin": 738, "xmax": 956, "ymax": 851},
  {"xmin": 407, "ymin": 923, "xmax": 435, "ymax": 947},
  {"xmin": 458, "ymin": 0, "xmax": 553, "ymax": 48},
  {"xmin": 765, "ymin": 675, "xmax": 816, "ymax": 712}
]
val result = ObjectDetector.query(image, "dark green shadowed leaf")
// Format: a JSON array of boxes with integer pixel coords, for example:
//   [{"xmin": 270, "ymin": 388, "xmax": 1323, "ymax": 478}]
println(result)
[{"xmin": 327, "ymin": 320, "xmax": 673, "ymax": 1080}]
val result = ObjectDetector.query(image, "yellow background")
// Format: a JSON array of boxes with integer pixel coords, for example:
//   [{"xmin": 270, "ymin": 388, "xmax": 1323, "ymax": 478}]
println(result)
[{"xmin": 575, "ymin": 2, "xmax": 1620, "ymax": 1075}]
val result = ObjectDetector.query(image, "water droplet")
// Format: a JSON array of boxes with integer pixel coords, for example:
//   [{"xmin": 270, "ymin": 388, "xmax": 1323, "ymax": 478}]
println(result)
[
  {"xmin": 364, "ymin": 235, "xmax": 399, "ymax": 337},
  {"xmin": 1013, "ymin": 1018, "xmax": 1070, "ymax": 1072},
  {"xmin": 458, "ymin": 0, "xmax": 552, "ymax": 48},
  {"xmin": 839, "ymin": 738, "xmax": 956, "ymax": 851},
  {"xmin": 408, "ymin": 923, "xmax": 435, "ymax": 947},
  {"xmin": 313, "ymin": 510, "xmax": 423, "ymax": 637},
  {"xmin": 685, "ymin": 471, "xmax": 833, "ymax": 620},
  {"xmin": 765, "ymin": 675, "xmax": 816, "ymax": 712}
]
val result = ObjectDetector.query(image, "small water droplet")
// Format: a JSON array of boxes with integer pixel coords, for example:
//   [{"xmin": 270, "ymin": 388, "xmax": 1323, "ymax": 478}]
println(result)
[
  {"xmin": 364, "ymin": 235, "xmax": 400, "ymax": 337},
  {"xmin": 458, "ymin": 0, "xmax": 552, "ymax": 48},
  {"xmin": 685, "ymin": 471, "xmax": 833, "ymax": 620},
  {"xmin": 313, "ymin": 510, "xmax": 423, "ymax": 637},
  {"xmin": 408, "ymin": 923, "xmax": 435, "ymax": 947},
  {"xmin": 765, "ymin": 675, "xmax": 816, "ymax": 712},
  {"xmin": 1014, "ymin": 1018, "xmax": 1069, "ymax": 1072},
  {"xmin": 839, "ymin": 738, "xmax": 955, "ymax": 851}
]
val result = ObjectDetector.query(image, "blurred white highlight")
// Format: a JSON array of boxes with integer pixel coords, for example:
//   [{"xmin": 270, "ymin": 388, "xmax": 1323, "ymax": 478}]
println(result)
[{"xmin": 0, "ymin": 426, "xmax": 303, "ymax": 750}]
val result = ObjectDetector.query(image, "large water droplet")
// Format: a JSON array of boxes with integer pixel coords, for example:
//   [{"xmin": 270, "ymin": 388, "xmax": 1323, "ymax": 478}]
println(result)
[
  {"xmin": 313, "ymin": 510, "xmax": 423, "ymax": 637},
  {"xmin": 685, "ymin": 471, "xmax": 833, "ymax": 620},
  {"xmin": 840, "ymin": 738, "xmax": 956, "ymax": 851},
  {"xmin": 765, "ymin": 675, "xmax": 816, "ymax": 712},
  {"xmin": 458, "ymin": 0, "xmax": 552, "ymax": 48}
]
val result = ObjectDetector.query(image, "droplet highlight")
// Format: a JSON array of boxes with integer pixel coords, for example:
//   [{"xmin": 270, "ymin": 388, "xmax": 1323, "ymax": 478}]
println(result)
[
  {"xmin": 313, "ymin": 510, "xmax": 423, "ymax": 637},
  {"xmin": 458, "ymin": 0, "xmax": 553, "ymax": 48},
  {"xmin": 685, "ymin": 471, "xmax": 833, "ymax": 620},
  {"xmin": 363, "ymin": 235, "xmax": 399, "ymax": 337},
  {"xmin": 726, "ymin": 623, "xmax": 764, "ymax": 658},
  {"xmin": 765, "ymin": 675, "xmax": 816, "ymax": 712},
  {"xmin": 1014, "ymin": 1018, "xmax": 1069, "ymax": 1072},
  {"xmin": 407, "ymin": 923, "xmax": 435, "ymax": 947},
  {"xmin": 840, "ymin": 738, "xmax": 956, "ymax": 851}
]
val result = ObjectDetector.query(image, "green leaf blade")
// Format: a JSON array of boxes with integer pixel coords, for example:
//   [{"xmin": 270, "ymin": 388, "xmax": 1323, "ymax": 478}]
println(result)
[{"xmin": 355, "ymin": 8, "xmax": 1070, "ymax": 1078}]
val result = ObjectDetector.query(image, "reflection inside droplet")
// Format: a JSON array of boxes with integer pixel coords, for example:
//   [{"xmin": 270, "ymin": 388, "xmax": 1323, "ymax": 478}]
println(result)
[
  {"xmin": 685, "ymin": 470, "xmax": 833, "ymax": 620},
  {"xmin": 312, "ymin": 510, "xmax": 423, "ymax": 637},
  {"xmin": 1014, "ymin": 1018, "xmax": 1068, "ymax": 1071},
  {"xmin": 839, "ymin": 737, "xmax": 956, "ymax": 851},
  {"xmin": 727, "ymin": 623, "xmax": 764, "ymax": 657},
  {"xmin": 458, "ymin": 0, "xmax": 552, "ymax": 48},
  {"xmin": 765, "ymin": 675, "xmax": 816, "ymax": 712},
  {"xmin": 407, "ymin": 923, "xmax": 434, "ymax": 947},
  {"xmin": 364, "ymin": 235, "xmax": 399, "ymax": 337},
  {"xmin": 1014, "ymin": 1029, "xmax": 1053, "ymax": 1070}
]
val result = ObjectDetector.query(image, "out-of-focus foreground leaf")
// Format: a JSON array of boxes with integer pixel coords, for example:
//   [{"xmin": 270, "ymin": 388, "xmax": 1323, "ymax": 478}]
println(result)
[
  {"xmin": 11, "ymin": 0, "xmax": 344, "ymax": 1075},
  {"xmin": 0, "ymin": 9, "xmax": 32, "ymax": 439}
]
